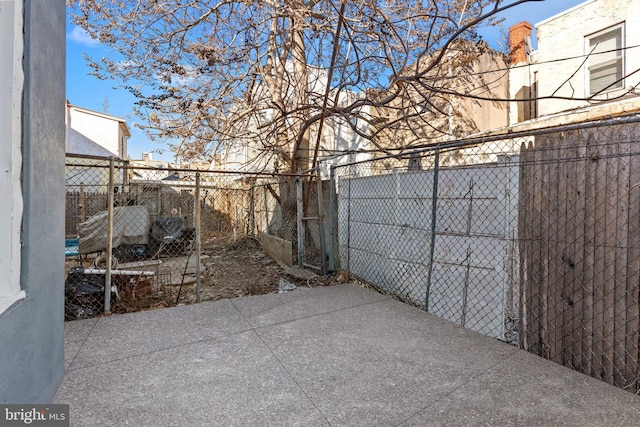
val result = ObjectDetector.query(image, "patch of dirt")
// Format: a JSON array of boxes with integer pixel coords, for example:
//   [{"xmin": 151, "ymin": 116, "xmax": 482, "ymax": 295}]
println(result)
[
  {"xmin": 175, "ymin": 237, "xmax": 348, "ymax": 305},
  {"xmin": 64, "ymin": 236, "xmax": 354, "ymax": 319}
]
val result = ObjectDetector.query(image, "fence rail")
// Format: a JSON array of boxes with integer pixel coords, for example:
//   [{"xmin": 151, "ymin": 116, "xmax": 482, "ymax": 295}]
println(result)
[
  {"xmin": 64, "ymin": 161, "xmax": 265, "ymax": 319},
  {"xmin": 63, "ymin": 114, "xmax": 640, "ymax": 393},
  {"xmin": 329, "ymin": 114, "xmax": 640, "ymax": 393},
  {"xmin": 64, "ymin": 160, "xmax": 320, "ymax": 320}
]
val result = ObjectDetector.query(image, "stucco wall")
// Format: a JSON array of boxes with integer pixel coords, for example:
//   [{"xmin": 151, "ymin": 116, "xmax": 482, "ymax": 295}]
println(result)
[
  {"xmin": 0, "ymin": 0, "xmax": 66, "ymax": 403},
  {"xmin": 534, "ymin": 0, "xmax": 640, "ymax": 116}
]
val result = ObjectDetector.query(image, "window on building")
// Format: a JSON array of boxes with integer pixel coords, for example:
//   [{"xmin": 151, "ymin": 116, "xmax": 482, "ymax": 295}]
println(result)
[{"xmin": 587, "ymin": 25, "xmax": 624, "ymax": 96}]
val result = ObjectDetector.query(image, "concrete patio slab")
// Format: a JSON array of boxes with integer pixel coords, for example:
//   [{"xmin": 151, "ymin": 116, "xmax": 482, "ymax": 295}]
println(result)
[
  {"xmin": 230, "ymin": 282, "xmax": 389, "ymax": 328},
  {"xmin": 63, "ymin": 317, "xmax": 98, "ymax": 370},
  {"xmin": 55, "ymin": 284, "xmax": 640, "ymax": 426},
  {"xmin": 254, "ymin": 298, "xmax": 518, "ymax": 426},
  {"xmin": 400, "ymin": 350, "xmax": 640, "ymax": 426},
  {"xmin": 67, "ymin": 299, "xmax": 251, "ymax": 370},
  {"xmin": 56, "ymin": 331, "xmax": 329, "ymax": 426}
]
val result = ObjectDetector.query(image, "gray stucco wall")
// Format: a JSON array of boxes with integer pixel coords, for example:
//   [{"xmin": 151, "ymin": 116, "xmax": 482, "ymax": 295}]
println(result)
[{"xmin": 0, "ymin": 0, "xmax": 66, "ymax": 403}]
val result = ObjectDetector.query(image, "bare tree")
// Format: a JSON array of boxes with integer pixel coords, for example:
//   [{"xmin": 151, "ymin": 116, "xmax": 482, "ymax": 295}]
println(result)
[{"xmin": 69, "ymin": 0, "xmax": 532, "ymax": 171}]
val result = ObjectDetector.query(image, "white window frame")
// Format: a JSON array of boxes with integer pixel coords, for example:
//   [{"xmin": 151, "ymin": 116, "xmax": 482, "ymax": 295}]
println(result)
[
  {"xmin": 0, "ymin": 0, "xmax": 25, "ymax": 314},
  {"xmin": 585, "ymin": 23, "xmax": 625, "ymax": 97}
]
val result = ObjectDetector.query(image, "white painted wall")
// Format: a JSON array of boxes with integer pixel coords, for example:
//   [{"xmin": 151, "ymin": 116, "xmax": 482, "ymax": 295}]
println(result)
[
  {"xmin": 66, "ymin": 106, "xmax": 128, "ymax": 158},
  {"xmin": 215, "ymin": 65, "xmax": 373, "ymax": 176},
  {"xmin": 0, "ymin": 0, "xmax": 24, "ymax": 304},
  {"xmin": 316, "ymin": 103, "xmax": 373, "ymax": 178},
  {"xmin": 513, "ymin": 0, "xmax": 640, "ymax": 121}
]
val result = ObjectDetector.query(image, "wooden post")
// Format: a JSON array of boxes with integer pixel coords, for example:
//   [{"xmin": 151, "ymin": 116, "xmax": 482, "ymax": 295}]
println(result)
[
  {"xmin": 157, "ymin": 185, "xmax": 162, "ymax": 217},
  {"xmin": 195, "ymin": 172, "xmax": 202, "ymax": 303},
  {"xmin": 80, "ymin": 183, "xmax": 86, "ymax": 223}
]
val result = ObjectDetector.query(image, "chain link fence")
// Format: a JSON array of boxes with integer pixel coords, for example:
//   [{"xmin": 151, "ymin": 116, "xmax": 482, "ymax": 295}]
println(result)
[
  {"xmin": 64, "ymin": 158, "xmax": 252, "ymax": 319},
  {"xmin": 330, "ymin": 114, "xmax": 640, "ymax": 393}
]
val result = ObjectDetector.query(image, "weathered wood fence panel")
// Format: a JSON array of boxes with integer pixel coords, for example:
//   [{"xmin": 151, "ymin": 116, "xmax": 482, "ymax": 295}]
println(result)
[
  {"xmin": 519, "ymin": 123, "xmax": 640, "ymax": 391},
  {"xmin": 65, "ymin": 191, "xmax": 108, "ymax": 237}
]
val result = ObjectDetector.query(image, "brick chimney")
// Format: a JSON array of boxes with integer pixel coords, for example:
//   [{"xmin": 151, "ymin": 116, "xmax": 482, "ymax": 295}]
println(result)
[{"xmin": 509, "ymin": 21, "xmax": 533, "ymax": 65}]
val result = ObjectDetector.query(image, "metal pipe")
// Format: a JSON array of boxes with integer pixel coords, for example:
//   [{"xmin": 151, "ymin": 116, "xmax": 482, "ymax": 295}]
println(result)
[
  {"xmin": 249, "ymin": 180, "xmax": 255, "ymax": 236},
  {"xmin": 195, "ymin": 172, "xmax": 202, "ymax": 303},
  {"xmin": 104, "ymin": 157, "xmax": 115, "ymax": 315},
  {"xmin": 329, "ymin": 113, "xmax": 640, "ymax": 169},
  {"xmin": 296, "ymin": 176, "xmax": 305, "ymax": 267},
  {"xmin": 316, "ymin": 168, "xmax": 328, "ymax": 276},
  {"xmin": 424, "ymin": 149, "xmax": 440, "ymax": 312},
  {"xmin": 328, "ymin": 166, "xmax": 336, "ymax": 273}
]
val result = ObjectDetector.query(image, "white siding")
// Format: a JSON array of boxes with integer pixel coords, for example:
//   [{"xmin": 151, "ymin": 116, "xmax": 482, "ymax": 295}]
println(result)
[{"xmin": 66, "ymin": 107, "xmax": 124, "ymax": 157}]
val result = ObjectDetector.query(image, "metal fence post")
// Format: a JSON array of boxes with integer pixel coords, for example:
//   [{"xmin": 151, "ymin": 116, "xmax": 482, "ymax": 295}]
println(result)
[
  {"xmin": 195, "ymin": 172, "xmax": 202, "ymax": 303},
  {"xmin": 104, "ymin": 157, "xmax": 115, "ymax": 315},
  {"xmin": 296, "ymin": 175, "xmax": 305, "ymax": 267},
  {"xmin": 328, "ymin": 166, "xmax": 336, "ymax": 273},
  {"xmin": 424, "ymin": 148, "xmax": 440, "ymax": 312},
  {"xmin": 249, "ymin": 180, "xmax": 255, "ymax": 237},
  {"xmin": 316, "ymin": 168, "xmax": 328, "ymax": 275}
]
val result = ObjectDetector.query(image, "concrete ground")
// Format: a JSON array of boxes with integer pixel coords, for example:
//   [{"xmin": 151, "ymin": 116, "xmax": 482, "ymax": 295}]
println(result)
[{"xmin": 56, "ymin": 284, "xmax": 640, "ymax": 426}]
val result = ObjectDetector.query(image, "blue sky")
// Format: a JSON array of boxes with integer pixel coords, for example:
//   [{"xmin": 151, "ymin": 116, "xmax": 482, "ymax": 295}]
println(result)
[{"xmin": 66, "ymin": 0, "xmax": 586, "ymax": 162}]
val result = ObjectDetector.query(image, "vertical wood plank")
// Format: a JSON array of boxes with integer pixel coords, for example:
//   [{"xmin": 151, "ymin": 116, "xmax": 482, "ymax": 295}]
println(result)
[
  {"xmin": 518, "ymin": 140, "xmax": 531, "ymax": 350},
  {"xmin": 581, "ymin": 129, "xmax": 597, "ymax": 378},
  {"xmin": 561, "ymin": 130, "xmax": 580, "ymax": 369},
  {"xmin": 625, "ymin": 131, "xmax": 640, "ymax": 392},
  {"xmin": 537, "ymin": 136, "xmax": 549, "ymax": 358},
  {"xmin": 547, "ymin": 133, "xmax": 562, "ymax": 363},
  {"xmin": 571, "ymin": 131, "xmax": 589, "ymax": 374},
  {"xmin": 592, "ymin": 127, "xmax": 607, "ymax": 381},
  {"xmin": 613, "ymin": 126, "xmax": 630, "ymax": 388},
  {"xmin": 602, "ymin": 128, "xmax": 618, "ymax": 386}
]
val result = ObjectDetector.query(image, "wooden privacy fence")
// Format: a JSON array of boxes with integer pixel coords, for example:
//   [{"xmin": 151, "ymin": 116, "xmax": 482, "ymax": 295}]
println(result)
[
  {"xmin": 65, "ymin": 190, "xmax": 109, "ymax": 237},
  {"xmin": 519, "ymin": 123, "xmax": 640, "ymax": 391}
]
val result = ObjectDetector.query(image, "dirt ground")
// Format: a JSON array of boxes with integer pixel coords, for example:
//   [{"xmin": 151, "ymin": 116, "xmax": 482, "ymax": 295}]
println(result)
[
  {"xmin": 65, "ymin": 236, "xmax": 351, "ymax": 319},
  {"xmin": 157, "ymin": 236, "xmax": 356, "ymax": 308},
  {"xmin": 181, "ymin": 236, "xmax": 346, "ymax": 304}
]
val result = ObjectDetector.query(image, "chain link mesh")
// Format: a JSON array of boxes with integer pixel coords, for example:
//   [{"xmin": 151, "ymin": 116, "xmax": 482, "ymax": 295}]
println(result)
[
  {"xmin": 64, "ymin": 159, "xmax": 252, "ymax": 319},
  {"xmin": 332, "ymin": 116, "xmax": 640, "ymax": 393},
  {"xmin": 64, "ymin": 116, "xmax": 640, "ymax": 393}
]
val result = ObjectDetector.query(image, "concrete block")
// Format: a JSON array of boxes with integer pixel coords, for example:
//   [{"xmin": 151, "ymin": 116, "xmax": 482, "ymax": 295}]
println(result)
[
  {"xmin": 433, "ymin": 234, "xmax": 471, "ymax": 265},
  {"xmin": 436, "ymin": 198, "xmax": 470, "ymax": 234},
  {"xmin": 397, "ymin": 198, "xmax": 432, "ymax": 229},
  {"xmin": 393, "ymin": 261, "xmax": 429, "ymax": 305},
  {"xmin": 470, "ymin": 197, "xmax": 505, "ymax": 236},
  {"xmin": 395, "ymin": 228, "xmax": 431, "ymax": 264},
  {"xmin": 397, "ymin": 172, "xmax": 434, "ymax": 198},
  {"xmin": 259, "ymin": 232, "xmax": 293, "ymax": 267},
  {"xmin": 428, "ymin": 263, "xmax": 467, "ymax": 325},
  {"xmin": 465, "ymin": 267, "xmax": 505, "ymax": 338}
]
